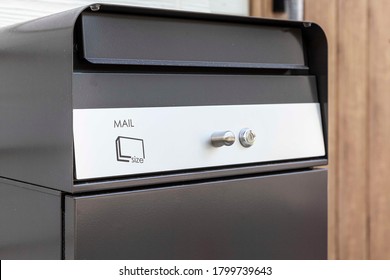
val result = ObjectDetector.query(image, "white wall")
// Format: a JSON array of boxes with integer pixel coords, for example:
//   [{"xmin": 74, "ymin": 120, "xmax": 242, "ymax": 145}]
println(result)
[{"xmin": 0, "ymin": 0, "xmax": 248, "ymax": 28}]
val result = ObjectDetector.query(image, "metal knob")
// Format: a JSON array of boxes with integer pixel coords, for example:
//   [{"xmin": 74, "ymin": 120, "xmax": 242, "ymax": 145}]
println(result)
[
  {"xmin": 211, "ymin": 131, "xmax": 235, "ymax": 147},
  {"xmin": 239, "ymin": 128, "xmax": 256, "ymax": 147}
]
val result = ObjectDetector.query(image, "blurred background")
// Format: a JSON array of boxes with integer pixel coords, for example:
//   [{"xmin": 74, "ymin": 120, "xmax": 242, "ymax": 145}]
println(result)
[
  {"xmin": 0, "ymin": 0, "xmax": 249, "ymax": 27},
  {"xmin": 1, "ymin": 0, "xmax": 389, "ymax": 260}
]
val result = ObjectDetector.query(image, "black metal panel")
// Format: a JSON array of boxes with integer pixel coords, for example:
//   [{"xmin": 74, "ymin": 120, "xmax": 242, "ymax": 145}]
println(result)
[
  {"xmin": 0, "ymin": 8, "xmax": 84, "ymax": 192},
  {"xmin": 0, "ymin": 178, "xmax": 62, "ymax": 259},
  {"xmin": 66, "ymin": 169, "xmax": 327, "ymax": 259},
  {"xmin": 73, "ymin": 159, "xmax": 327, "ymax": 193},
  {"xmin": 303, "ymin": 24, "xmax": 329, "ymax": 155},
  {"xmin": 73, "ymin": 74, "xmax": 318, "ymax": 109},
  {"xmin": 81, "ymin": 12, "xmax": 305, "ymax": 67}
]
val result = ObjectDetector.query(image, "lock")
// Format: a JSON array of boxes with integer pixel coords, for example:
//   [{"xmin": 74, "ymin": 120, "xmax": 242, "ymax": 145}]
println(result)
[{"xmin": 239, "ymin": 128, "xmax": 256, "ymax": 147}]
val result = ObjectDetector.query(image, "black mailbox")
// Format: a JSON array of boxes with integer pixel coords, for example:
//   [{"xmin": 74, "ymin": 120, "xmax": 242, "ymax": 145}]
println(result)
[{"xmin": 0, "ymin": 4, "xmax": 328, "ymax": 259}]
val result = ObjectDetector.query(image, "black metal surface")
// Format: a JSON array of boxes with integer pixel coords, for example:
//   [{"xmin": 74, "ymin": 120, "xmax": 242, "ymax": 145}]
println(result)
[
  {"xmin": 0, "ymin": 3, "xmax": 328, "ymax": 193},
  {"xmin": 303, "ymin": 25, "xmax": 329, "ymax": 155},
  {"xmin": 73, "ymin": 74, "xmax": 317, "ymax": 109},
  {"xmin": 0, "ymin": 178, "xmax": 62, "ymax": 259},
  {"xmin": 0, "ymin": 8, "xmax": 81, "ymax": 192},
  {"xmin": 73, "ymin": 159, "xmax": 327, "ymax": 193},
  {"xmin": 81, "ymin": 12, "xmax": 305, "ymax": 67},
  {"xmin": 65, "ymin": 169, "xmax": 327, "ymax": 260}
]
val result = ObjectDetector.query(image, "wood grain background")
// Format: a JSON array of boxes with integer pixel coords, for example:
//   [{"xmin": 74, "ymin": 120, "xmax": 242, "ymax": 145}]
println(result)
[{"xmin": 251, "ymin": 0, "xmax": 390, "ymax": 259}]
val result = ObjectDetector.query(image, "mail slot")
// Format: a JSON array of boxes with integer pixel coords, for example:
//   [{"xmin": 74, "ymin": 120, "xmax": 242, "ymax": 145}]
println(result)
[
  {"xmin": 0, "ymin": 4, "xmax": 328, "ymax": 259},
  {"xmin": 81, "ymin": 12, "xmax": 306, "ymax": 67}
]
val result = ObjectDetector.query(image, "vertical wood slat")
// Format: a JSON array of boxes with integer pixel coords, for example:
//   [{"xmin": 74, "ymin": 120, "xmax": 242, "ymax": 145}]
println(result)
[
  {"xmin": 250, "ymin": 0, "xmax": 263, "ymax": 17},
  {"xmin": 337, "ymin": 0, "xmax": 369, "ymax": 259},
  {"xmin": 304, "ymin": 0, "xmax": 338, "ymax": 260},
  {"xmin": 368, "ymin": 0, "xmax": 390, "ymax": 260}
]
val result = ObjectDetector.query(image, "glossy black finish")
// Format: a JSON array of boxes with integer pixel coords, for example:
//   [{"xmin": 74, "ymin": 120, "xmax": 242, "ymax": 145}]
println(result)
[
  {"xmin": 0, "ymin": 178, "xmax": 62, "ymax": 259},
  {"xmin": 65, "ymin": 169, "xmax": 327, "ymax": 260}
]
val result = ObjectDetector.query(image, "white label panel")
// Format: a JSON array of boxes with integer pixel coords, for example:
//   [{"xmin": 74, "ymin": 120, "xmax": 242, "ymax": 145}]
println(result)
[{"xmin": 73, "ymin": 104, "xmax": 325, "ymax": 179}]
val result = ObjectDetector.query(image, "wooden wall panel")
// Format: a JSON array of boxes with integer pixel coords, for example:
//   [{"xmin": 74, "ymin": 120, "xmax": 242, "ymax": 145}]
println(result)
[
  {"xmin": 304, "ymin": 0, "xmax": 338, "ymax": 260},
  {"xmin": 305, "ymin": 0, "xmax": 371, "ymax": 260},
  {"xmin": 368, "ymin": 0, "xmax": 390, "ymax": 260},
  {"xmin": 337, "ymin": 0, "xmax": 369, "ymax": 260}
]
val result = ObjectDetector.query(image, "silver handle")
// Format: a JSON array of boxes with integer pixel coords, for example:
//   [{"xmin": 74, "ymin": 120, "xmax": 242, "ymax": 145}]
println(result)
[{"xmin": 211, "ymin": 131, "xmax": 235, "ymax": 147}]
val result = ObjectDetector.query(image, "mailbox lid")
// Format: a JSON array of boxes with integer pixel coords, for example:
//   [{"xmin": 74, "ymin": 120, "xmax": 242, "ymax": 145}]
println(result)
[{"xmin": 80, "ymin": 12, "xmax": 307, "ymax": 69}]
